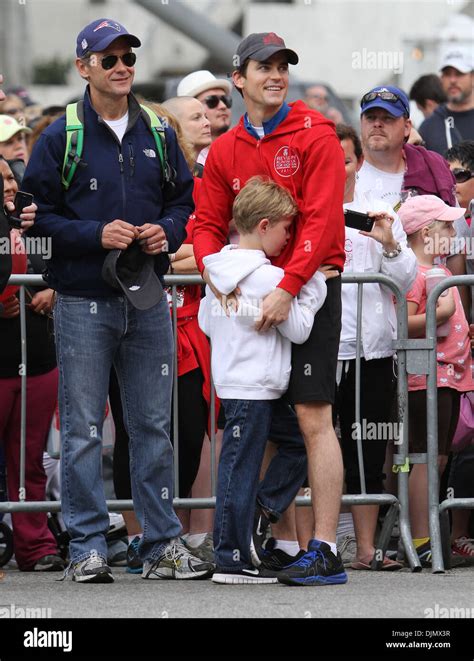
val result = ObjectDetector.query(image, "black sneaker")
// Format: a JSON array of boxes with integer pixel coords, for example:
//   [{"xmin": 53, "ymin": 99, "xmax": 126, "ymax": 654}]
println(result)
[
  {"xmin": 212, "ymin": 566, "xmax": 278, "ymax": 584},
  {"xmin": 416, "ymin": 540, "xmax": 464, "ymax": 569},
  {"xmin": 33, "ymin": 554, "xmax": 65, "ymax": 572},
  {"xmin": 251, "ymin": 505, "xmax": 275, "ymax": 567},
  {"xmin": 126, "ymin": 535, "xmax": 143, "ymax": 574},
  {"xmin": 278, "ymin": 539, "xmax": 348, "ymax": 586},
  {"xmin": 259, "ymin": 538, "xmax": 306, "ymax": 577}
]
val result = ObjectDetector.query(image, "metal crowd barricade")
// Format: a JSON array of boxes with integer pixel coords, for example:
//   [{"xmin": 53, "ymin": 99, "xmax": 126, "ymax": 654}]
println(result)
[
  {"xmin": 424, "ymin": 274, "xmax": 474, "ymax": 574},
  {"xmin": 2, "ymin": 272, "xmax": 472, "ymax": 573}
]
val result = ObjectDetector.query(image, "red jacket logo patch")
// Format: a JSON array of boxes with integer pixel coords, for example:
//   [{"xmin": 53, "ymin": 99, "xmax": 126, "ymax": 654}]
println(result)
[{"xmin": 274, "ymin": 146, "xmax": 300, "ymax": 178}]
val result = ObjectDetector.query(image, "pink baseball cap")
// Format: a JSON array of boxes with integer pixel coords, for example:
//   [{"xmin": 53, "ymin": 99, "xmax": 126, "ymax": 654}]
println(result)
[{"xmin": 398, "ymin": 195, "xmax": 465, "ymax": 236}]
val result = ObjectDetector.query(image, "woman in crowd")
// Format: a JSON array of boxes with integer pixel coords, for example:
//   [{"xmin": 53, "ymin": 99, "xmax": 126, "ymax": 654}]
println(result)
[{"xmin": 0, "ymin": 156, "xmax": 63, "ymax": 571}]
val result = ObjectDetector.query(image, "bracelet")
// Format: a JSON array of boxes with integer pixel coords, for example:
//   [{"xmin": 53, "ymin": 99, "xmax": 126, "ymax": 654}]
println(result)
[
  {"xmin": 169, "ymin": 253, "xmax": 176, "ymax": 263},
  {"xmin": 382, "ymin": 242, "xmax": 402, "ymax": 259}
]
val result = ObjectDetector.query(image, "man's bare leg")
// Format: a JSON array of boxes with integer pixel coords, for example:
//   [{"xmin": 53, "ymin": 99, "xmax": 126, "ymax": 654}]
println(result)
[
  {"xmin": 272, "ymin": 500, "xmax": 298, "ymax": 541},
  {"xmin": 295, "ymin": 487, "xmax": 314, "ymax": 550},
  {"xmin": 295, "ymin": 401, "xmax": 343, "ymax": 543}
]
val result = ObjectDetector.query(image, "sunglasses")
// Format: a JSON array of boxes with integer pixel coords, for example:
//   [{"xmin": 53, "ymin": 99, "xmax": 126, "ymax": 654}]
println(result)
[
  {"xmin": 452, "ymin": 168, "xmax": 474, "ymax": 184},
  {"xmin": 360, "ymin": 91, "xmax": 409, "ymax": 116},
  {"xmin": 93, "ymin": 52, "xmax": 136, "ymax": 70},
  {"xmin": 203, "ymin": 94, "xmax": 232, "ymax": 109}
]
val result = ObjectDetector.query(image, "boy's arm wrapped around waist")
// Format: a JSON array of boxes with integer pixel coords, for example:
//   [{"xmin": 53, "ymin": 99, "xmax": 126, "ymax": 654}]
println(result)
[{"xmin": 277, "ymin": 271, "xmax": 328, "ymax": 344}]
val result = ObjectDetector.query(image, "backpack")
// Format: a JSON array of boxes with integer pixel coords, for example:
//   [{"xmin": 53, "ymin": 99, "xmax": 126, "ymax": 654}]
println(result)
[{"xmin": 61, "ymin": 101, "xmax": 175, "ymax": 190}]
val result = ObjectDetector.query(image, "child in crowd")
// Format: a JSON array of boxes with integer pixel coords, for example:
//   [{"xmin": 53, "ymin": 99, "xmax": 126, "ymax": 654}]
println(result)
[
  {"xmin": 399, "ymin": 194, "xmax": 474, "ymax": 567},
  {"xmin": 198, "ymin": 176, "xmax": 341, "ymax": 584}
]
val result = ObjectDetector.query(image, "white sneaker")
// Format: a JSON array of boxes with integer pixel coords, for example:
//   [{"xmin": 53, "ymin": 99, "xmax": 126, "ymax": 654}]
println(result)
[
  {"xmin": 337, "ymin": 534, "xmax": 357, "ymax": 567},
  {"xmin": 142, "ymin": 538, "xmax": 214, "ymax": 580},
  {"xmin": 212, "ymin": 567, "xmax": 278, "ymax": 584},
  {"xmin": 72, "ymin": 550, "xmax": 114, "ymax": 583}
]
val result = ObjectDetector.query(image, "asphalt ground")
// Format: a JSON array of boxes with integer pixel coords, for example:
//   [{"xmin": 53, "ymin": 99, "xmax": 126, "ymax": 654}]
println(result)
[
  {"xmin": 0, "ymin": 563, "xmax": 472, "ymax": 619},
  {"xmin": 0, "ymin": 564, "xmax": 473, "ymax": 658}
]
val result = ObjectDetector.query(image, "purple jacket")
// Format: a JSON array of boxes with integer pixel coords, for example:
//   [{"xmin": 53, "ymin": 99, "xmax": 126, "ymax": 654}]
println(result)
[{"xmin": 402, "ymin": 144, "xmax": 456, "ymax": 206}]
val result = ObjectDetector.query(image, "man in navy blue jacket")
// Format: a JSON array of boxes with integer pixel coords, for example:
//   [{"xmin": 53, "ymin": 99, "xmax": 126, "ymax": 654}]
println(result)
[{"xmin": 22, "ymin": 18, "xmax": 213, "ymax": 583}]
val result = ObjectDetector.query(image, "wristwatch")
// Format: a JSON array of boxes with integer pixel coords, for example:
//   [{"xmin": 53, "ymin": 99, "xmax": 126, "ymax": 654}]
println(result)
[{"xmin": 383, "ymin": 242, "xmax": 402, "ymax": 259}]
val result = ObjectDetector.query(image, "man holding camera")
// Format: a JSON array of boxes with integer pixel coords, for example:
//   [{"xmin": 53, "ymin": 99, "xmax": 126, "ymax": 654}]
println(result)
[{"xmin": 22, "ymin": 19, "xmax": 213, "ymax": 583}]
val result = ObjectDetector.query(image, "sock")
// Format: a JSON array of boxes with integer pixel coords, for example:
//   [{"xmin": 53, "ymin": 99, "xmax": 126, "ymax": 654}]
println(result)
[
  {"xmin": 274, "ymin": 540, "xmax": 301, "ymax": 556},
  {"xmin": 128, "ymin": 533, "xmax": 142, "ymax": 544},
  {"xmin": 184, "ymin": 533, "xmax": 207, "ymax": 548},
  {"xmin": 316, "ymin": 539, "xmax": 338, "ymax": 556},
  {"xmin": 413, "ymin": 537, "xmax": 430, "ymax": 549},
  {"xmin": 336, "ymin": 512, "xmax": 355, "ymax": 539}
]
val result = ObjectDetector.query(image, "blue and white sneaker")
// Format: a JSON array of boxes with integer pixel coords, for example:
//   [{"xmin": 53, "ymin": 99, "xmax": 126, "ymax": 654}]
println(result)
[
  {"xmin": 278, "ymin": 539, "xmax": 348, "ymax": 586},
  {"xmin": 126, "ymin": 535, "xmax": 143, "ymax": 574}
]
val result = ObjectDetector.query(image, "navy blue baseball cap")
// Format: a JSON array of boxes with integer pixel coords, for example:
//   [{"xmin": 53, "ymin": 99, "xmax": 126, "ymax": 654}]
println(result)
[
  {"xmin": 360, "ymin": 85, "xmax": 410, "ymax": 118},
  {"xmin": 76, "ymin": 18, "xmax": 141, "ymax": 58}
]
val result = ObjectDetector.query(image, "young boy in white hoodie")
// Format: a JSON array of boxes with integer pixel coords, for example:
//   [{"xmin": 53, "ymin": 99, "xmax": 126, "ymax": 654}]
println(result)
[{"xmin": 198, "ymin": 177, "xmax": 340, "ymax": 584}]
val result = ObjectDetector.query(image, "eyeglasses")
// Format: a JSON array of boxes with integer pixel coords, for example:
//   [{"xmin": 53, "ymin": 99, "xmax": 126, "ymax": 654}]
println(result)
[
  {"xmin": 87, "ymin": 52, "xmax": 137, "ymax": 70},
  {"xmin": 360, "ymin": 91, "xmax": 410, "ymax": 116},
  {"xmin": 202, "ymin": 94, "xmax": 232, "ymax": 109},
  {"xmin": 452, "ymin": 168, "xmax": 474, "ymax": 184}
]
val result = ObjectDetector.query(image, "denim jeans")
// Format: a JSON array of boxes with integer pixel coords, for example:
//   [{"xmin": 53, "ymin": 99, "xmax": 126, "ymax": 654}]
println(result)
[
  {"xmin": 214, "ymin": 398, "xmax": 307, "ymax": 570},
  {"xmin": 54, "ymin": 293, "xmax": 182, "ymax": 564}
]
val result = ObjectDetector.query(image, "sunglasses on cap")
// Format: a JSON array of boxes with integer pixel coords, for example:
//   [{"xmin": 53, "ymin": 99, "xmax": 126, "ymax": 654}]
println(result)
[
  {"xmin": 360, "ymin": 90, "xmax": 410, "ymax": 116},
  {"xmin": 452, "ymin": 168, "xmax": 474, "ymax": 184},
  {"xmin": 88, "ymin": 52, "xmax": 137, "ymax": 70},
  {"xmin": 202, "ymin": 94, "xmax": 232, "ymax": 109},
  {"xmin": 3, "ymin": 107, "xmax": 23, "ymax": 117}
]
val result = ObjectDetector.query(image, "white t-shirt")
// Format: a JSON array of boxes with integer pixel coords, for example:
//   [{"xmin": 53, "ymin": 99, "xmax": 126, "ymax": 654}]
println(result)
[
  {"xmin": 356, "ymin": 160, "xmax": 404, "ymax": 209},
  {"xmin": 197, "ymin": 146, "xmax": 209, "ymax": 165},
  {"xmin": 104, "ymin": 112, "xmax": 129, "ymax": 143},
  {"xmin": 251, "ymin": 124, "xmax": 265, "ymax": 139}
]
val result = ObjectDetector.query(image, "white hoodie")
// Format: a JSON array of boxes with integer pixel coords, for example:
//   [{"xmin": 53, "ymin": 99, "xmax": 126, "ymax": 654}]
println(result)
[{"xmin": 198, "ymin": 245, "xmax": 327, "ymax": 400}]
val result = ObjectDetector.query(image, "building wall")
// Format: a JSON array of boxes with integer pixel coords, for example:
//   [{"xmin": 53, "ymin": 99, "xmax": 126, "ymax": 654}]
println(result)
[{"xmin": 245, "ymin": 0, "xmax": 471, "ymax": 96}]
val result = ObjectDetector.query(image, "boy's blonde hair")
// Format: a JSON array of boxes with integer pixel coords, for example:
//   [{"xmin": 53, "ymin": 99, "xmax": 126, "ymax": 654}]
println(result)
[{"xmin": 232, "ymin": 176, "xmax": 298, "ymax": 234}]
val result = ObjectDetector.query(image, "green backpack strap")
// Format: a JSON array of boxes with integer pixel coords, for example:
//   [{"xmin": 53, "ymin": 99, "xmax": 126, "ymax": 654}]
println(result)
[
  {"xmin": 62, "ymin": 101, "xmax": 84, "ymax": 190},
  {"xmin": 140, "ymin": 104, "xmax": 176, "ymax": 185},
  {"xmin": 61, "ymin": 102, "xmax": 175, "ymax": 190}
]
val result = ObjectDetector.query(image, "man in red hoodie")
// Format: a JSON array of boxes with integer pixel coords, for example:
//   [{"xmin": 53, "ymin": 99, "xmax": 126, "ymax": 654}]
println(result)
[{"xmin": 194, "ymin": 33, "xmax": 347, "ymax": 586}]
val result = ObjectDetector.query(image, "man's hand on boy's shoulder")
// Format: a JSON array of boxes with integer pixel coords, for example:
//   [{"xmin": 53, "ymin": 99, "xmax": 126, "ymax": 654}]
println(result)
[{"xmin": 255, "ymin": 288, "xmax": 293, "ymax": 332}]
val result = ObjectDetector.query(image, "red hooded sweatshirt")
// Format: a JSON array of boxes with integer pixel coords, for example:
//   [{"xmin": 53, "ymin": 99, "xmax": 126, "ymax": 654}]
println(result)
[{"xmin": 193, "ymin": 100, "xmax": 346, "ymax": 297}]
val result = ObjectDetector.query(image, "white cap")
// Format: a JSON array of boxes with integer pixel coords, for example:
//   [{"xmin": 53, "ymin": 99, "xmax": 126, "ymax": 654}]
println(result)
[
  {"xmin": 177, "ymin": 70, "xmax": 231, "ymax": 98},
  {"xmin": 440, "ymin": 46, "xmax": 473, "ymax": 74}
]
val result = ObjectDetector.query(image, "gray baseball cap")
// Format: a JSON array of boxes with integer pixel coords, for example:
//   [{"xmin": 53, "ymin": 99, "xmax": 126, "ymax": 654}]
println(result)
[{"xmin": 236, "ymin": 32, "xmax": 298, "ymax": 67}]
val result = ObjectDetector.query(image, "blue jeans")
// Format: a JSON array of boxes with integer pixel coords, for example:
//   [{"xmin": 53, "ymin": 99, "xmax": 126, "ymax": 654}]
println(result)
[
  {"xmin": 54, "ymin": 294, "xmax": 182, "ymax": 564},
  {"xmin": 214, "ymin": 398, "xmax": 307, "ymax": 570}
]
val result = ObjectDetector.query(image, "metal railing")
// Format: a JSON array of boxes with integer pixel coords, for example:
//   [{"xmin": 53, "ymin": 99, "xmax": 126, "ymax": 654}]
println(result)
[
  {"xmin": 424, "ymin": 275, "xmax": 474, "ymax": 573},
  {"xmin": 1, "ymin": 272, "xmax": 472, "ymax": 573}
]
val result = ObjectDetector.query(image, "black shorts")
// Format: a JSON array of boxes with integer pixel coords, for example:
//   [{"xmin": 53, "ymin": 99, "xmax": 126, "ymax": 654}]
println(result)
[
  {"xmin": 287, "ymin": 276, "xmax": 342, "ymax": 406},
  {"xmin": 408, "ymin": 387, "xmax": 461, "ymax": 456}
]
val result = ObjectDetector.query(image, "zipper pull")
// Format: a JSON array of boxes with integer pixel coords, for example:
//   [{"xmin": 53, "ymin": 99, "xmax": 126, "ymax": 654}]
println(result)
[{"xmin": 118, "ymin": 152, "xmax": 124, "ymax": 173}]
